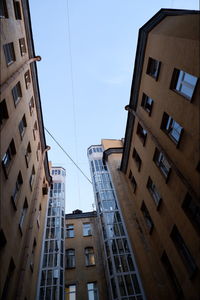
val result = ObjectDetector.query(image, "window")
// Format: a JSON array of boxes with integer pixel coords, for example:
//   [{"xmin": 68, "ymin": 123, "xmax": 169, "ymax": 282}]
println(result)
[
  {"xmin": 146, "ymin": 57, "xmax": 161, "ymax": 80},
  {"xmin": 0, "ymin": 99, "xmax": 9, "ymax": 125},
  {"xmin": 33, "ymin": 121, "xmax": 38, "ymax": 140},
  {"xmin": 0, "ymin": 229, "xmax": 7, "ymax": 248},
  {"xmin": 171, "ymin": 225, "xmax": 197, "ymax": 277},
  {"xmin": 161, "ymin": 251, "xmax": 183, "ymax": 297},
  {"xmin": 29, "ymin": 97, "xmax": 34, "ymax": 115},
  {"xmin": 24, "ymin": 70, "xmax": 31, "ymax": 89},
  {"xmin": 36, "ymin": 142, "xmax": 40, "ymax": 161},
  {"xmin": 147, "ymin": 177, "xmax": 161, "ymax": 207},
  {"xmin": 18, "ymin": 114, "xmax": 27, "ymax": 139},
  {"xmin": 3, "ymin": 42, "xmax": 16, "ymax": 66},
  {"xmin": 161, "ymin": 112, "xmax": 183, "ymax": 145},
  {"xmin": 128, "ymin": 170, "xmax": 137, "ymax": 193},
  {"xmin": 30, "ymin": 239, "xmax": 36, "ymax": 270},
  {"xmin": 1, "ymin": 259, "xmax": 15, "ymax": 299},
  {"xmin": 29, "ymin": 166, "xmax": 35, "ymax": 190},
  {"xmin": 19, "ymin": 38, "xmax": 26, "ymax": 56},
  {"xmin": 12, "ymin": 82, "xmax": 22, "ymax": 106},
  {"xmin": 182, "ymin": 193, "xmax": 200, "ymax": 232},
  {"xmin": 25, "ymin": 142, "xmax": 31, "ymax": 167},
  {"xmin": 2, "ymin": 139, "xmax": 16, "ymax": 178},
  {"xmin": 66, "ymin": 249, "xmax": 75, "ymax": 268},
  {"xmin": 141, "ymin": 93, "xmax": 154, "ymax": 115},
  {"xmin": 83, "ymin": 223, "xmax": 92, "ymax": 236},
  {"xmin": 132, "ymin": 149, "xmax": 141, "ymax": 171},
  {"xmin": 141, "ymin": 202, "xmax": 154, "ymax": 233},
  {"xmin": 66, "ymin": 224, "xmax": 74, "ymax": 238},
  {"xmin": 136, "ymin": 123, "xmax": 147, "ymax": 145},
  {"xmin": 19, "ymin": 198, "xmax": 28, "ymax": 231},
  {"xmin": 0, "ymin": 0, "xmax": 8, "ymax": 18},
  {"xmin": 11, "ymin": 171, "xmax": 23, "ymax": 207},
  {"xmin": 85, "ymin": 247, "xmax": 95, "ymax": 266},
  {"xmin": 13, "ymin": 0, "xmax": 22, "ymax": 19},
  {"xmin": 87, "ymin": 282, "xmax": 98, "ymax": 300},
  {"xmin": 65, "ymin": 285, "xmax": 76, "ymax": 300},
  {"xmin": 153, "ymin": 148, "xmax": 171, "ymax": 180},
  {"xmin": 172, "ymin": 69, "xmax": 198, "ymax": 100},
  {"xmin": 37, "ymin": 204, "xmax": 42, "ymax": 227}
]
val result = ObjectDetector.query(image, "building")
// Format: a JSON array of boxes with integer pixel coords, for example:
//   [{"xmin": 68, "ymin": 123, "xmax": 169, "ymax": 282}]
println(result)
[
  {"xmin": 88, "ymin": 9, "xmax": 200, "ymax": 300},
  {"xmin": 87, "ymin": 145, "xmax": 146, "ymax": 300},
  {"xmin": 37, "ymin": 166, "xmax": 66, "ymax": 300},
  {"xmin": 0, "ymin": 0, "xmax": 51, "ymax": 299},
  {"xmin": 65, "ymin": 209, "xmax": 108, "ymax": 300}
]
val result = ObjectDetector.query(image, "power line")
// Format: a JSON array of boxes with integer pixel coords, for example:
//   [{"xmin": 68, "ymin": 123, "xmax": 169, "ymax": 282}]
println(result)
[{"xmin": 45, "ymin": 127, "xmax": 92, "ymax": 185}]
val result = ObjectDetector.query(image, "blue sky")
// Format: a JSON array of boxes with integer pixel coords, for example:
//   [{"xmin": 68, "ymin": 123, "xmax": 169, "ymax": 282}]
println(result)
[{"xmin": 29, "ymin": 0, "xmax": 199, "ymax": 213}]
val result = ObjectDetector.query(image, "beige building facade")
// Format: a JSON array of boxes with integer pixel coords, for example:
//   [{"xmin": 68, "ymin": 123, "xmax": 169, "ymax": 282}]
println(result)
[
  {"xmin": 65, "ymin": 210, "xmax": 108, "ymax": 300},
  {"xmin": 0, "ymin": 0, "xmax": 51, "ymax": 299}
]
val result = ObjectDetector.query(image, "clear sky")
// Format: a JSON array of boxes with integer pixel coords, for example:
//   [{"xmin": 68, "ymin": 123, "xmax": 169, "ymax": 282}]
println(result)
[{"xmin": 29, "ymin": 0, "xmax": 199, "ymax": 213}]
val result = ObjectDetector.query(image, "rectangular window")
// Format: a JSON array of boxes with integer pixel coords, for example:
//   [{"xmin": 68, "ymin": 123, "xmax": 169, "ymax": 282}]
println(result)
[
  {"xmin": 66, "ymin": 249, "xmax": 75, "ymax": 268},
  {"xmin": 33, "ymin": 121, "xmax": 38, "ymax": 140},
  {"xmin": 136, "ymin": 122, "xmax": 147, "ymax": 145},
  {"xmin": 2, "ymin": 139, "xmax": 16, "ymax": 178},
  {"xmin": 25, "ymin": 142, "xmax": 31, "ymax": 167},
  {"xmin": 147, "ymin": 177, "xmax": 161, "ymax": 207},
  {"xmin": 87, "ymin": 282, "xmax": 98, "ymax": 300},
  {"xmin": 29, "ymin": 97, "xmax": 34, "ymax": 115},
  {"xmin": 83, "ymin": 223, "xmax": 92, "ymax": 236},
  {"xmin": 141, "ymin": 93, "xmax": 154, "ymax": 115},
  {"xmin": 12, "ymin": 81, "xmax": 22, "ymax": 106},
  {"xmin": 161, "ymin": 112, "xmax": 183, "ymax": 145},
  {"xmin": 66, "ymin": 224, "xmax": 74, "ymax": 238},
  {"xmin": 3, "ymin": 42, "xmax": 16, "ymax": 66},
  {"xmin": 19, "ymin": 38, "xmax": 26, "ymax": 56},
  {"xmin": 29, "ymin": 166, "xmax": 35, "ymax": 190},
  {"xmin": 37, "ymin": 204, "xmax": 42, "ymax": 227},
  {"xmin": 0, "ymin": 0, "xmax": 8, "ymax": 18},
  {"xmin": 171, "ymin": 225, "xmax": 197, "ymax": 277},
  {"xmin": 146, "ymin": 57, "xmax": 161, "ymax": 80},
  {"xmin": 161, "ymin": 251, "xmax": 183, "ymax": 297},
  {"xmin": 128, "ymin": 170, "xmax": 137, "ymax": 193},
  {"xmin": 11, "ymin": 171, "xmax": 23, "ymax": 207},
  {"xmin": 36, "ymin": 142, "xmax": 40, "ymax": 161},
  {"xmin": 0, "ymin": 99, "xmax": 9, "ymax": 125},
  {"xmin": 132, "ymin": 148, "xmax": 142, "ymax": 171},
  {"xmin": 13, "ymin": 0, "xmax": 22, "ymax": 19},
  {"xmin": 65, "ymin": 285, "xmax": 76, "ymax": 300},
  {"xmin": 85, "ymin": 247, "xmax": 95, "ymax": 266},
  {"xmin": 24, "ymin": 70, "xmax": 31, "ymax": 89},
  {"xmin": 19, "ymin": 198, "xmax": 28, "ymax": 231},
  {"xmin": 153, "ymin": 148, "xmax": 171, "ymax": 180},
  {"xmin": 182, "ymin": 193, "xmax": 200, "ymax": 232},
  {"xmin": 141, "ymin": 202, "xmax": 154, "ymax": 233},
  {"xmin": 18, "ymin": 114, "xmax": 27, "ymax": 139},
  {"xmin": 172, "ymin": 69, "xmax": 198, "ymax": 100}
]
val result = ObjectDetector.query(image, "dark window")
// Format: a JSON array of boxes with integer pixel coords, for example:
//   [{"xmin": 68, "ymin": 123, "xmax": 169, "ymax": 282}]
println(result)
[
  {"xmin": 0, "ymin": 229, "xmax": 7, "ymax": 248},
  {"xmin": 0, "ymin": 0, "xmax": 8, "ymax": 18},
  {"xmin": 85, "ymin": 247, "xmax": 95, "ymax": 266},
  {"xmin": 2, "ymin": 139, "xmax": 16, "ymax": 178},
  {"xmin": 137, "ymin": 123, "xmax": 147, "ymax": 145},
  {"xmin": 3, "ymin": 43, "xmax": 16, "ymax": 66},
  {"xmin": 66, "ymin": 224, "xmax": 74, "ymax": 238},
  {"xmin": 18, "ymin": 114, "xmax": 27, "ymax": 139},
  {"xmin": 161, "ymin": 112, "xmax": 183, "ymax": 145},
  {"xmin": 161, "ymin": 251, "xmax": 183, "ymax": 297},
  {"xmin": 146, "ymin": 57, "xmax": 161, "ymax": 80},
  {"xmin": 141, "ymin": 202, "xmax": 154, "ymax": 233},
  {"xmin": 29, "ymin": 166, "xmax": 35, "ymax": 190},
  {"xmin": 182, "ymin": 193, "xmax": 200, "ymax": 232},
  {"xmin": 19, "ymin": 38, "xmax": 26, "ymax": 56},
  {"xmin": 1, "ymin": 259, "xmax": 15, "ymax": 299},
  {"xmin": 66, "ymin": 249, "xmax": 75, "ymax": 268},
  {"xmin": 0, "ymin": 99, "xmax": 9, "ymax": 125},
  {"xmin": 153, "ymin": 148, "xmax": 171, "ymax": 180},
  {"xmin": 13, "ymin": 0, "xmax": 22, "ymax": 19},
  {"xmin": 29, "ymin": 97, "xmax": 34, "ymax": 115},
  {"xmin": 196, "ymin": 161, "xmax": 200, "ymax": 173},
  {"xmin": 19, "ymin": 198, "xmax": 28, "ymax": 231},
  {"xmin": 24, "ymin": 70, "xmax": 31, "ymax": 89},
  {"xmin": 128, "ymin": 170, "xmax": 137, "ymax": 193},
  {"xmin": 171, "ymin": 225, "xmax": 197, "ymax": 278},
  {"xmin": 83, "ymin": 223, "xmax": 92, "ymax": 236},
  {"xmin": 171, "ymin": 69, "xmax": 198, "ymax": 100},
  {"xmin": 25, "ymin": 142, "xmax": 31, "ymax": 167},
  {"xmin": 141, "ymin": 93, "xmax": 154, "ymax": 115},
  {"xmin": 132, "ymin": 149, "xmax": 142, "ymax": 171},
  {"xmin": 12, "ymin": 82, "xmax": 22, "ymax": 106},
  {"xmin": 11, "ymin": 171, "xmax": 23, "ymax": 208},
  {"xmin": 147, "ymin": 177, "xmax": 161, "ymax": 207}
]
